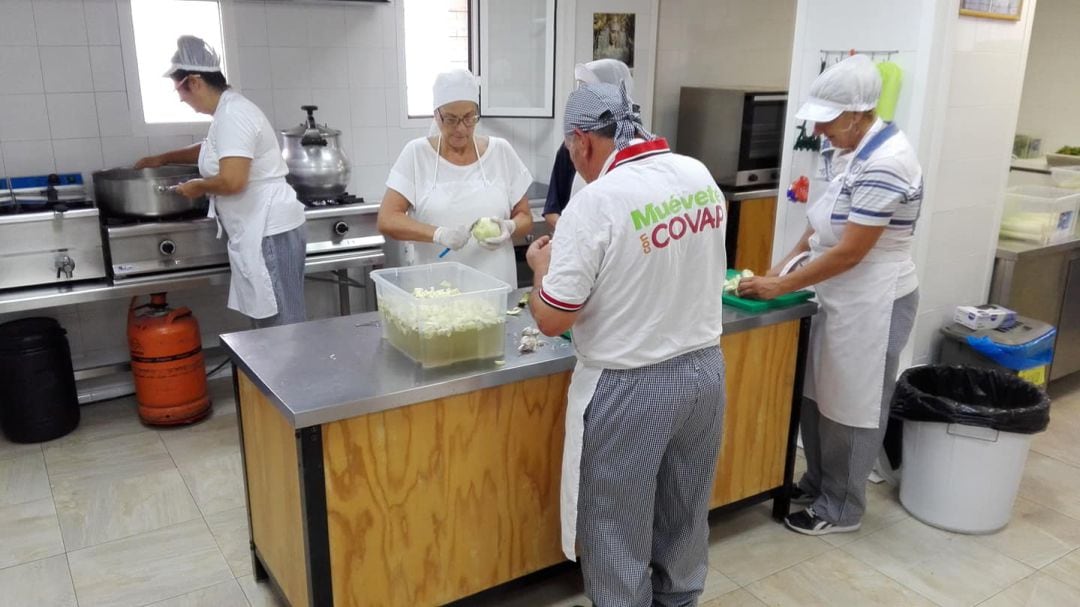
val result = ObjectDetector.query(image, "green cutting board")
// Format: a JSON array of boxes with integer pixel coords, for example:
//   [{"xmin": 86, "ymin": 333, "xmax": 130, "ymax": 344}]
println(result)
[{"xmin": 722, "ymin": 269, "xmax": 814, "ymax": 312}]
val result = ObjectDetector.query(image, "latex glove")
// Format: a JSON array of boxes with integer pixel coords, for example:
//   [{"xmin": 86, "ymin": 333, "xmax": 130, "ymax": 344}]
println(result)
[
  {"xmin": 433, "ymin": 225, "xmax": 471, "ymax": 251},
  {"xmin": 476, "ymin": 218, "xmax": 517, "ymax": 251}
]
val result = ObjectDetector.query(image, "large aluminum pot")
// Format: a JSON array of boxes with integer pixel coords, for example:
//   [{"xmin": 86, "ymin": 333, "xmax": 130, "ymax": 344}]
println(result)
[
  {"xmin": 92, "ymin": 166, "xmax": 208, "ymax": 218},
  {"xmin": 280, "ymin": 105, "xmax": 351, "ymax": 202}
]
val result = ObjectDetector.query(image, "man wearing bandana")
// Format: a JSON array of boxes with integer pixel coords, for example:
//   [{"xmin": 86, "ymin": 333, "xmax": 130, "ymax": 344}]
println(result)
[{"xmin": 526, "ymin": 83, "xmax": 729, "ymax": 607}]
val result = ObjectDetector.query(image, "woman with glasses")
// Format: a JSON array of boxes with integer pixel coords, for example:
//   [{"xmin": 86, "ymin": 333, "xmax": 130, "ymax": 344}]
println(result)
[
  {"xmin": 136, "ymin": 36, "xmax": 306, "ymax": 328},
  {"xmin": 377, "ymin": 69, "xmax": 533, "ymax": 287}
]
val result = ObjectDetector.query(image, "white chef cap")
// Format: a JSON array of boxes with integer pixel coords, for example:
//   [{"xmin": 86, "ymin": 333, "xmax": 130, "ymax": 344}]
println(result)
[
  {"xmin": 432, "ymin": 68, "xmax": 479, "ymax": 111},
  {"xmin": 162, "ymin": 35, "xmax": 221, "ymax": 77},
  {"xmin": 795, "ymin": 54, "xmax": 881, "ymax": 123},
  {"xmin": 574, "ymin": 59, "xmax": 634, "ymax": 98}
]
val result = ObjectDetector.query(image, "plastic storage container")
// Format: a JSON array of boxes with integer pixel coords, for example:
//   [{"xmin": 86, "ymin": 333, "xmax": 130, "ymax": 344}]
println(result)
[
  {"xmin": 370, "ymin": 262, "xmax": 511, "ymax": 368},
  {"xmin": 999, "ymin": 185, "xmax": 1080, "ymax": 244},
  {"xmin": 1050, "ymin": 166, "xmax": 1080, "ymax": 189}
]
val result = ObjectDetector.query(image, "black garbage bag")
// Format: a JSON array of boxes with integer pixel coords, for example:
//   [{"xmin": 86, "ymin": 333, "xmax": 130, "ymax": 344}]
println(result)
[{"xmin": 891, "ymin": 365, "xmax": 1050, "ymax": 434}]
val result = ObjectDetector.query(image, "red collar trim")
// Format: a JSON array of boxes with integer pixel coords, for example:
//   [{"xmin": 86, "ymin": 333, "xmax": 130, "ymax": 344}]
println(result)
[{"xmin": 606, "ymin": 138, "xmax": 671, "ymax": 173}]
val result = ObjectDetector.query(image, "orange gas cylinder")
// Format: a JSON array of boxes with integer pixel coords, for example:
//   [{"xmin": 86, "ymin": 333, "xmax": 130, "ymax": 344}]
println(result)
[{"xmin": 127, "ymin": 293, "xmax": 211, "ymax": 425}]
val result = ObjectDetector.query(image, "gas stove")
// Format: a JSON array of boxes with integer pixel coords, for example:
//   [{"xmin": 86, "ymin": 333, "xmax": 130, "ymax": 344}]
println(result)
[
  {"xmin": 104, "ymin": 194, "xmax": 383, "ymax": 282},
  {"xmin": 0, "ymin": 174, "xmax": 106, "ymax": 291}
]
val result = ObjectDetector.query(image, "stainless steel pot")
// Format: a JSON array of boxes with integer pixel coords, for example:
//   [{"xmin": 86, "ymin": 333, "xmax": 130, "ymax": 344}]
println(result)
[
  {"xmin": 280, "ymin": 105, "xmax": 351, "ymax": 201},
  {"xmin": 92, "ymin": 166, "xmax": 209, "ymax": 218}
]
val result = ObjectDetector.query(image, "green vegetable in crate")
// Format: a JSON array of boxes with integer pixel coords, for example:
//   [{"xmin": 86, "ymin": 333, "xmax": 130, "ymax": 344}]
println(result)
[
  {"xmin": 471, "ymin": 217, "xmax": 502, "ymax": 240},
  {"xmin": 723, "ymin": 269, "xmax": 755, "ymax": 294},
  {"xmin": 1056, "ymin": 146, "xmax": 1080, "ymax": 156}
]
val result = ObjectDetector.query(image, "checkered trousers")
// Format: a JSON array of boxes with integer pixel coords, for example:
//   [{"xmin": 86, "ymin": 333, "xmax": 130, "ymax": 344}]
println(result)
[{"xmin": 577, "ymin": 345, "xmax": 726, "ymax": 607}]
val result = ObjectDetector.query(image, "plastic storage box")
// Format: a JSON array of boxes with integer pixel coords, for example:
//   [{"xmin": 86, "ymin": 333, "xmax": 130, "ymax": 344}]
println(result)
[
  {"xmin": 370, "ymin": 262, "xmax": 511, "ymax": 368},
  {"xmin": 1000, "ymin": 185, "xmax": 1080, "ymax": 244},
  {"xmin": 1050, "ymin": 166, "xmax": 1080, "ymax": 189}
]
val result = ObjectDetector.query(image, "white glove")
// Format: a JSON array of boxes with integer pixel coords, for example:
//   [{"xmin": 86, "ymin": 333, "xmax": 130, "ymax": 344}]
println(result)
[
  {"xmin": 476, "ymin": 218, "xmax": 517, "ymax": 251},
  {"xmin": 433, "ymin": 225, "xmax": 470, "ymax": 251}
]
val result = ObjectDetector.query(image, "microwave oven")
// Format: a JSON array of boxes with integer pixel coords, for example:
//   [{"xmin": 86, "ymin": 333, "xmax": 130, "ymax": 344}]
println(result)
[{"xmin": 675, "ymin": 88, "xmax": 787, "ymax": 188}]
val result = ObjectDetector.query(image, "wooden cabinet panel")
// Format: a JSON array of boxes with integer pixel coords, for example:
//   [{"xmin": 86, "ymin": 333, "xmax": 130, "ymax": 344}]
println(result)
[
  {"xmin": 710, "ymin": 320, "xmax": 798, "ymax": 507},
  {"xmin": 238, "ymin": 372, "xmax": 309, "ymax": 607},
  {"xmin": 322, "ymin": 372, "xmax": 572, "ymax": 607},
  {"xmin": 733, "ymin": 196, "xmax": 778, "ymax": 275}
]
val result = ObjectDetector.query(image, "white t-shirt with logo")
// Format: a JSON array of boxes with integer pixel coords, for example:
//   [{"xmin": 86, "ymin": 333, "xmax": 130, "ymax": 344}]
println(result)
[{"xmin": 539, "ymin": 140, "xmax": 728, "ymax": 369}]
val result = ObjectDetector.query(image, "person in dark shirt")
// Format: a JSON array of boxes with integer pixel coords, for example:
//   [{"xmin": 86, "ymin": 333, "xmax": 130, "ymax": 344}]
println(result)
[{"xmin": 542, "ymin": 59, "xmax": 635, "ymax": 229}]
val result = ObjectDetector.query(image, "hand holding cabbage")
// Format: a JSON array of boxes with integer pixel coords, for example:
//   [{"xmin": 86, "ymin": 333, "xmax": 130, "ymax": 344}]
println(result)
[{"xmin": 472, "ymin": 216, "xmax": 516, "ymax": 250}]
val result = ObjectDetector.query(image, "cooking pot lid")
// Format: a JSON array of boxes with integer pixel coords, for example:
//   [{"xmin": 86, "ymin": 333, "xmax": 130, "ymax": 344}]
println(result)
[{"xmin": 281, "ymin": 105, "xmax": 340, "ymax": 140}]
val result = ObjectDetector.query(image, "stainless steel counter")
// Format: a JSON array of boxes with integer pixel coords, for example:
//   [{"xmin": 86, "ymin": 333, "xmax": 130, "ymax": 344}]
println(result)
[
  {"xmin": 995, "ymin": 236, "xmax": 1080, "ymax": 261},
  {"xmin": 222, "ymin": 292, "xmax": 817, "ymax": 429},
  {"xmin": 721, "ymin": 187, "xmax": 780, "ymax": 202}
]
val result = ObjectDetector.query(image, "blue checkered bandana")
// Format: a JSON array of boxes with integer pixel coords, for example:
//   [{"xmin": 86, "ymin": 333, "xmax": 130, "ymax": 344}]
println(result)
[{"xmin": 563, "ymin": 82, "xmax": 653, "ymax": 150}]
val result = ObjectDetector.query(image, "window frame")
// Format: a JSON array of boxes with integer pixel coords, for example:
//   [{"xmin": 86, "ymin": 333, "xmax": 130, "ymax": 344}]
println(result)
[
  {"xmin": 395, "ymin": 0, "xmax": 476, "ymax": 127},
  {"xmin": 117, "ymin": 0, "xmax": 233, "ymax": 137}
]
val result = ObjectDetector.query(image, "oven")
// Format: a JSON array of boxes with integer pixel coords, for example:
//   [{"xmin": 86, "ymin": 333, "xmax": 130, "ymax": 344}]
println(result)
[{"xmin": 675, "ymin": 88, "xmax": 787, "ymax": 188}]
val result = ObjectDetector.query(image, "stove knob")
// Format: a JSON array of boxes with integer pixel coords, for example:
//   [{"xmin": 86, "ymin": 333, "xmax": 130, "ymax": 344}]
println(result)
[
  {"xmin": 333, "ymin": 221, "xmax": 349, "ymax": 236},
  {"xmin": 159, "ymin": 239, "xmax": 177, "ymax": 256}
]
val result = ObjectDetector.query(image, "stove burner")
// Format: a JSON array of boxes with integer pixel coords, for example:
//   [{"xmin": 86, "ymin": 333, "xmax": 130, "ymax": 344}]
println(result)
[{"xmin": 302, "ymin": 193, "xmax": 366, "ymax": 207}]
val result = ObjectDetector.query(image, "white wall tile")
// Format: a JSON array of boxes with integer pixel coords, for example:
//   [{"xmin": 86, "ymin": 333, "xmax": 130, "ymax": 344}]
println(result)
[
  {"xmin": 39, "ymin": 45, "xmax": 94, "ymax": 93},
  {"xmin": 32, "ymin": 0, "xmax": 87, "ymax": 46},
  {"xmin": 345, "ymin": 6, "xmax": 384, "ymax": 49},
  {"xmin": 242, "ymin": 88, "xmax": 274, "ymax": 117},
  {"xmin": 0, "ymin": 0, "xmax": 38, "ymax": 46},
  {"xmin": 89, "ymin": 45, "xmax": 125, "ymax": 91},
  {"xmin": 265, "ymin": 3, "xmax": 308, "ymax": 48},
  {"xmin": 309, "ymin": 47, "xmax": 350, "ymax": 90},
  {"xmin": 309, "ymin": 89, "xmax": 350, "ymax": 133},
  {"xmin": 1, "ymin": 139, "xmax": 55, "ymax": 175},
  {"xmin": 381, "ymin": 48, "xmax": 399, "ymax": 89},
  {"xmin": 233, "ymin": 1, "xmax": 269, "ymax": 47},
  {"xmin": 271, "ymin": 88, "xmax": 313, "ymax": 129},
  {"xmin": 147, "ymin": 134, "xmax": 194, "ymax": 156},
  {"xmin": 0, "ymin": 46, "xmax": 45, "ymax": 94},
  {"xmin": 306, "ymin": 5, "xmax": 346, "ymax": 47},
  {"xmin": 94, "ymin": 91, "xmax": 131, "ymax": 136},
  {"xmin": 351, "ymin": 127, "xmax": 387, "ymax": 166},
  {"xmin": 349, "ymin": 163, "xmax": 389, "ymax": 201},
  {"xmin": 948, "ymin": 51, "xmax": 1023, "ymax": 108},
  {"xmin": 0, "ymin": 94, "xmax": 51, "ymax": 141},
  {"xmin": 349, "ymin": 88, "xmax": 387, "ymax": 128},
  {"xmin": 100, "ymin": 135, "xmax": 147, "ymax": 168},
  {"xmin": 268, "ymin": 47, "xmax": 310, "ymax": 89},
  {"xmin": 347, "ymin": 48, "xmax": 384, "ymax": 89},
  {"xmin": 51, "ymin": 137, "xmax": 103, "ymax": 177},
  {"xmin": 234, "ymin": 46, "xmax": 272, "ymax": 90},
  {"xmin": 83, "ymin": 0, "xmax": 120, "ymax": 45},
  {"xmin": 46, "ymin": 92, "xmax": 99, "ymax": 139}
]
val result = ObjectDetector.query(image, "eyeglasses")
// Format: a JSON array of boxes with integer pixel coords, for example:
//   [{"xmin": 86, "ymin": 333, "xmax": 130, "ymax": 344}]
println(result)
[
  {"xmin": 438, "ymin": 110, "xmax": 480, "ymax": 127},
  {"xmin": 173, "ymin": 74, "xmax": 200, "ymax": 92}
]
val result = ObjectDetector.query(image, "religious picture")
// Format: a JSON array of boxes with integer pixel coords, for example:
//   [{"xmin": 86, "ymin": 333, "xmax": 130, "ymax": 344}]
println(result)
[{"xmin": 592, "ymin": 13, "xmax": 635, "ymax": 68}]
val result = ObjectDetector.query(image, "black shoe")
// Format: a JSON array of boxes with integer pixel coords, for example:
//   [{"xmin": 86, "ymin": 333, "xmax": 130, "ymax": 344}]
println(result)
[
  {"xmin": 784, "ymin": 507, "xmax": 861, "ymax": 536},
  {"xmin": 789, "ymin": 485, "xmax": 815, "ymax": 506}
]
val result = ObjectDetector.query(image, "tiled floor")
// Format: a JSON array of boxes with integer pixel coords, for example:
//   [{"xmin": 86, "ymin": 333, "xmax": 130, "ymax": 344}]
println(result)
[{"xmin": 1, "ymin": 373, "xmax": 1078, "ymax": 607}]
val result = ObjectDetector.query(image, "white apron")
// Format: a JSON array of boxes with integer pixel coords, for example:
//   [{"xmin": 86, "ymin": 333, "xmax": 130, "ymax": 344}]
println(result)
[
  {"xmin": 559, "ymin": 361, "xmax": 602, "ymax": 560},
  {"xmin": 407, "ymin": 136, "xmax": 517, "ymax": 287},
  {"xmin": 803, "ymin": 123, "xmax": 906, "ymax": 429},
  {"xmin": 200, "ymin": 144, "xmax": 278, "ymax": 319}
]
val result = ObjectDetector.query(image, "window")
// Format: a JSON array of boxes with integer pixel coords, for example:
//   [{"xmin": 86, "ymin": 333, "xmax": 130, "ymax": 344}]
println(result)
[
  {"xmin": 402, "ymin": 0, "xmax": 471, "ymax": 117},
  {"xmin": 130, "ymin": 0, "xmax": 226, "ymax": 124}
]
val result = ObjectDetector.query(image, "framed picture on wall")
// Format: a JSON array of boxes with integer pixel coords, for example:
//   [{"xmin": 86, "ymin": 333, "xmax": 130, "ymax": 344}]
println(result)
[
  {"xmin": 959, "ymin": 0, "xmax": 1023, "ymax": 21},
  {"xmin": 592, "ymin": 13, "xmax": 635, "ymax": 68}
]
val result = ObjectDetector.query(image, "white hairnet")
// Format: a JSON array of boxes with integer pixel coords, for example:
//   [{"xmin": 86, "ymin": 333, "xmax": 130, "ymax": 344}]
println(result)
[
  {"xmin": 795, "ymin": 54, "xmax": 881, "ymax": 123},
  {"xmin": 574, "ymin": 59, "xmax": 634, "ymax": 98},
  {"xmin": 162, "ymin": 35, "xmax": 221, "ymax": 77},
  {"xmin": 432, "ymin": 68, "xmax": 479, "ymax": 111}
]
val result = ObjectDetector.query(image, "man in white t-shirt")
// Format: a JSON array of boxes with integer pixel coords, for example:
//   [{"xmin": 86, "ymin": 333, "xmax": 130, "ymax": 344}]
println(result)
[{"xmin": 526, "ymin": 82, "xmax": 728, "ymax": 607}]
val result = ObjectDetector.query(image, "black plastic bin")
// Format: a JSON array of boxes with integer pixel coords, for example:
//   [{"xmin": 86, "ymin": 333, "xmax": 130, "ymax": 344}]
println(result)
[{"xmin": 0, "ymin": 318, "xmax": 80, "ymax": 443}]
